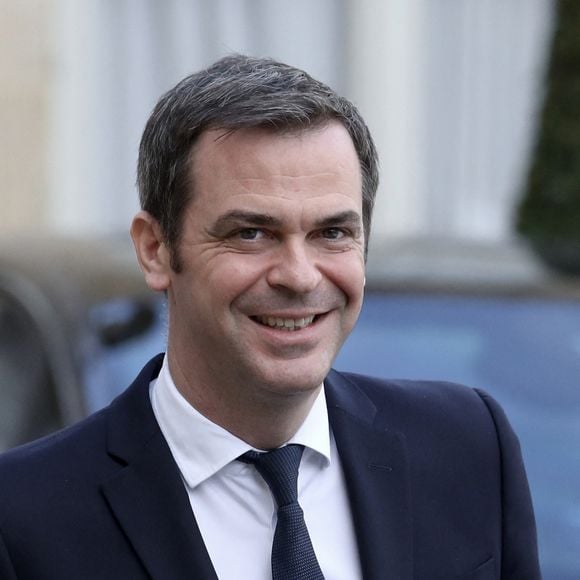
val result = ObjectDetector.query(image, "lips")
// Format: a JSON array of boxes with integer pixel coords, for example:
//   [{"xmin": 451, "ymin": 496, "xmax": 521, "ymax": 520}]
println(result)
[{"xmin": 252, "ymin": 314, "xmax": 317, "ymax": 331}]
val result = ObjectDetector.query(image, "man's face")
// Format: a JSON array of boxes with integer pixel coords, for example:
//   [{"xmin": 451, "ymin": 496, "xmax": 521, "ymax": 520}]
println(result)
[{"xmin": 166, "ymin": 122, "xmax": 365, "ymax": 402}]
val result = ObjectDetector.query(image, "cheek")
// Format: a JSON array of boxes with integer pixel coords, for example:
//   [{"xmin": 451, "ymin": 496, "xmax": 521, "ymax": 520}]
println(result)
[
  {"xmin": 329, "ymin": 254, "xmax": 365, "ymax": 294},
  {"xmin": 207, "ymin": 259, "xmax": 268, "ymax": 302}
]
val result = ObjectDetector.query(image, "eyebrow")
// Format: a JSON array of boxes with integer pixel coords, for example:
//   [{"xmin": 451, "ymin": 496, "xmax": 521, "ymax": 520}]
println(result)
[
  {"xmin": 314, "ymin": 210, "xmax": 362, "ymax": 229},
  {"xmin": 210, "ymin": 211, "xmax": 283, "ymax": 233},
  {"xmin": 208, "ymin": 209, "xmax": 362, "ymax": 235}
]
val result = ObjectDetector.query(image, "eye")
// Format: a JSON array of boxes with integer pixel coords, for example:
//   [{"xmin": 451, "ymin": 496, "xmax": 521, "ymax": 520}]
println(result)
[
  {"xmin": 321, "ymin": 227, "xmax": 347, "ymax": 240},
  {"xmin": 237, "ymin": 228, "xmax": 266, "ymax": 241}
]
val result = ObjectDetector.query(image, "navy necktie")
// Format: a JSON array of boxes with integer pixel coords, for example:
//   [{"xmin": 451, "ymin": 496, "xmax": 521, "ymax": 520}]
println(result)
[{"xmin": 239, "ymin": 444, "xmax": 325, "ymax": 580}]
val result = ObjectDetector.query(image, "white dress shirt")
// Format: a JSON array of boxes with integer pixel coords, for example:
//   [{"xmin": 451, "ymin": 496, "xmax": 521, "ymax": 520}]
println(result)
[{"xmin": 150, "ymin": 356, "xmax": 362, "ymax": 579}]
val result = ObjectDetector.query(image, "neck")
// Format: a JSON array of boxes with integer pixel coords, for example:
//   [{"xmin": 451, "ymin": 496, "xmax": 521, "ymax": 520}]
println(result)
[{"xmin": 166, "ymin": 350, "xmax": 321, "ymax": 450}]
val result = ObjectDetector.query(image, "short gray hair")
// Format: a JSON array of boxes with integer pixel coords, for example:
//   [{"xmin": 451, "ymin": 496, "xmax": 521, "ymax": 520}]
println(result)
[{"xmin": 137, "ymin": 54, "xmax": 379, "ymax": 270}]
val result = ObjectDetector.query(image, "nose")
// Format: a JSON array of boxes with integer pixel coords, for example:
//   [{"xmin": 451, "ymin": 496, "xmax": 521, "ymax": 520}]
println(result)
[{"xmin": 266, "ymin": 239, "xmax": 323, "ymax": 294}]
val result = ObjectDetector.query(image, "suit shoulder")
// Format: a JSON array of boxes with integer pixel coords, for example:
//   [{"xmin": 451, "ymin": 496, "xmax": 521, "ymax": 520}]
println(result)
[
  {"xmin": 327, "ymin": 369, "xmax": 503, "ymax": 438},
  {"xmin": 332, "ymin": 369, "xmax": 482, "ymax": 406},
  {"xmin": 0, "ymin": 401, "xmax": 121, "ymax": 515},
  {"xmin": 0, "ymin": 356, "xmax": 161, "ymax": 481}
]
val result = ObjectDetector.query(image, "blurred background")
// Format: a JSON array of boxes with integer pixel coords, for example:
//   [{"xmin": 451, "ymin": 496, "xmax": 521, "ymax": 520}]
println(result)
[
  {"xmin": 1, "ymin": 0, "xmax": 580, "ymax": 578},
  {"xmin": 0, "ymin": 0, "xmax": 557, "ymax": 246}
]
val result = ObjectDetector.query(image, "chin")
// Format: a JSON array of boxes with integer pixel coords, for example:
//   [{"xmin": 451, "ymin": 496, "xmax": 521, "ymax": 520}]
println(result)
[{"xmin": 255, "ymin": 359, "xmax": 333, "ymax": 396}]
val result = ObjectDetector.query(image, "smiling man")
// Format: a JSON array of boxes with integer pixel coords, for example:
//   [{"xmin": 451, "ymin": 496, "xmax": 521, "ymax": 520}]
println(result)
[
  {"xmin": 134, "ymin": 123, "xmax": 366, "ymax": 450},
  {"xmin": 0, "ymin": 55, "xmax": 540, "ymax": 579}
]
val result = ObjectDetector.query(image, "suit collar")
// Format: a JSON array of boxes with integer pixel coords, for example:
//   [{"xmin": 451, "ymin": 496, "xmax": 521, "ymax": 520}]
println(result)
[
  {"xmin": 101, "ymin": 358, "xmax": 413, "ymax": 580},
  {"xmin": 102, "ymin": 354, "xmax": 218, "ymax": 580},
  {"xmin": 326, "ymin": 369, "xmax": 413, "ymax": 580}
]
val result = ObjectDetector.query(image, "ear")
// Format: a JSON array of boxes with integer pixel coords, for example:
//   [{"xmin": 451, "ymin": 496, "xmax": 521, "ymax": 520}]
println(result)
[{"xmin": 130, "ymin": 211, "xmax": 172, "ymax": 292}]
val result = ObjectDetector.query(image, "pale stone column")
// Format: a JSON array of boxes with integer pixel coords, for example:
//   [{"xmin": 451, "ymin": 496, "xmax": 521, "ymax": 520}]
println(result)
[
  {"xmin": 345, "ymin": 0, "xmax": 429, "ymax": 243},
  {"xmin": 0, "ymin": 0, "xmax": 53, "ymax": 235},
  {"xmin": 344, "ymin": 0, "xmax": 555, "ymax": 244}
]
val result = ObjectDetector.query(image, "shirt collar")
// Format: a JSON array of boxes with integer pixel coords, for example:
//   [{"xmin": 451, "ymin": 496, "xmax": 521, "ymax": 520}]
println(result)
[{"xmin": 150, "ymin": 355, "xmax": 331, "ymax": 490}]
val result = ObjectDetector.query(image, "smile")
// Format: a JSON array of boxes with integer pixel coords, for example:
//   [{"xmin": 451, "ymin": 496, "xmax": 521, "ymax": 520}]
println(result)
[{"xmin": 252, "ymin": 314, "xmax": 317, "ymax": 331}]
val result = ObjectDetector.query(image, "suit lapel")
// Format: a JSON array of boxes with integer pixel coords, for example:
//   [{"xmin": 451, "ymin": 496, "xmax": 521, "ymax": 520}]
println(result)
[
  {"xmin": 98, "ymin": 358, "xmax": 412, "ymax": 579},
  {"xmin": 101, "ymin": 355, "xmax": 218, "ymax": 580},
  {"xmin": 326, "ymin": 370, "xmax": 413, "ymax": 580}
]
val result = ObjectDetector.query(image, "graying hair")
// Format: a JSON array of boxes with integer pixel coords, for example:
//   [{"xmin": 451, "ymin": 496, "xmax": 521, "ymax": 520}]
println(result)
[{"xmin": 137, "ymin": 54, "xmax": 379, "ymax": 270}]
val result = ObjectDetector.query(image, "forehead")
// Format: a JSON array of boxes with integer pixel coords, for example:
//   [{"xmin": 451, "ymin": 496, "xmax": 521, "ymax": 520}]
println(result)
[{"xmin": 188, "ymin": 122, "xmax": 362, "ymax": 199}]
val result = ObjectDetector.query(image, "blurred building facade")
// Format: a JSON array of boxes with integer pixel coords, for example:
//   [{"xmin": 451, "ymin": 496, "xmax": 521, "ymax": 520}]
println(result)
[{"xmin": 1, "ymin": 0, "xmax": 555, "ymax": 247}]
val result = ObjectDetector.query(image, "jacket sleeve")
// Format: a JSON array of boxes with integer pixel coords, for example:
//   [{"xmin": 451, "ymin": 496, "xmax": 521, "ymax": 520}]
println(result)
[{"xmin": 475, "ymin": 389, "xmax": 542, "ymax": 579}]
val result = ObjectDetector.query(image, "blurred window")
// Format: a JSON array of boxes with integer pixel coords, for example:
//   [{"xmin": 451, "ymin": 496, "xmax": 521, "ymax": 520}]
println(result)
[{"xmin": 83, "ymin": 297, "xmax": 166, "ymax": 412}]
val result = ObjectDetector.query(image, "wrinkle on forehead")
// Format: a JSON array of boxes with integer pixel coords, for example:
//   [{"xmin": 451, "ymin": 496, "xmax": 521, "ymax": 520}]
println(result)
[
  {"xmin": 238, "ymin": 172, "xmax": 339, "ymax": 183},
  {"xmin": 227, "ymin": 173, "xmax": 360, "ymax": 198},
  {"xmin": 214, "ymin": 191, "xmax": 362, "ymax": 210}
]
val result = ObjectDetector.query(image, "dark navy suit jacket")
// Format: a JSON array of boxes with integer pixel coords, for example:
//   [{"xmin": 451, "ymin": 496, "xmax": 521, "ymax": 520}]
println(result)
[{"xmin": 0, "ymin": 354, "xmax": 541, "ymax": 579}]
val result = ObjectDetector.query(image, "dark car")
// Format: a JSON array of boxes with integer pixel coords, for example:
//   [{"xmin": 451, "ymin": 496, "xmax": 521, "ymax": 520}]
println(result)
[
  {"xmin": 335, "ymin": 237, "xmax": 580, "ymax": 580},
  {"xmin": 0, "ymin": 235, "xmax": 161, "ymax": 449},
  {"xmin": 1, "ymin": 235, "xmax": 578, "ymax": 579}
]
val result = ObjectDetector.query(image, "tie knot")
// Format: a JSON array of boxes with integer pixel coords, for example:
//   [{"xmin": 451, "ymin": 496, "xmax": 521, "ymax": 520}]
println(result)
[{"xmin": 239, "ymin": 444, "xmax": 304, "ymax": 507}]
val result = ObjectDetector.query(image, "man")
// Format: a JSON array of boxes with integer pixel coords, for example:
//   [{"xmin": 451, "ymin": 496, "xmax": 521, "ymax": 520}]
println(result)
[{"xmin": 0, "ymin": 55, "xmax": 540, "ymax": 579}]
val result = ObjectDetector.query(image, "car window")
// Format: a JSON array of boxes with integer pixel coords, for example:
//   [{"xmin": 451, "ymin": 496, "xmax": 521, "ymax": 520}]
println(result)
[{"xmin": 82, "ymin": 297, "xmax": 166, "ymax": 412}]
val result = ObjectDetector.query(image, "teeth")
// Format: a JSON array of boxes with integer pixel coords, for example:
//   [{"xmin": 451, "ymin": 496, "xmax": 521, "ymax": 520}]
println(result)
[{"xmin": 256, "ymin": 315, "xmax": 316, "ymax": 331}]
